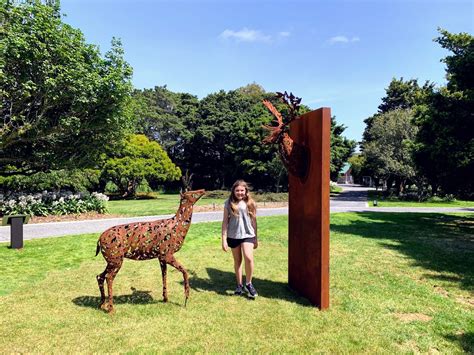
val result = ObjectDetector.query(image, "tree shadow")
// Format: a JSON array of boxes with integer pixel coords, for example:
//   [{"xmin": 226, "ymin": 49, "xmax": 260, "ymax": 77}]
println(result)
[
  {"xmin": 185, "ymin": 268, "xmax": 312, "ymax": 307},
  {"xmin": 72, "ymin": 287, "xmax": 178, "ymax": 309},
  {"xmin": 330, "ymin": 212, "xmax": 474, "ymax": 292}
]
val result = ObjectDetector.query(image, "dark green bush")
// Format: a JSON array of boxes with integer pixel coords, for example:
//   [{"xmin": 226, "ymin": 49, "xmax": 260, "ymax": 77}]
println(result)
[{"xmin": 0, "ymin": 169, "xmax": 101, "ymax": 193}]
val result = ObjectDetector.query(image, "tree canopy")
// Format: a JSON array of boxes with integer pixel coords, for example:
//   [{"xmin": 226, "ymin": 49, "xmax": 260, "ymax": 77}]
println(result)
[
  {"xmin": 363, "ymin": 109, "xmax": 418, "ymax": 193},
  {"xmin": 101, "ymin": 134, "xmax": 181, "ymax": 197},
  {"xmin": 360, "ymin": 29, "xmax": 473, "ymax": 197},
  {"xmin": 330, "ymin": 117, "xmax": 356, "ymax": 181},
  {"xmin": 1, "ymin": 1, "xmax": 133, "ymax": 175},
  {"xmin": 413, "ymin": 29, "xmax": 474, "ymax": 196}
]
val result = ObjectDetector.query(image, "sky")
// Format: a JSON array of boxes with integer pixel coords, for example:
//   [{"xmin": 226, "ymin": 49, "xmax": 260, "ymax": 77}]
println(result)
[{"xmin": 60, "ymin": 0, "xmax": 473, "ymax": 143}]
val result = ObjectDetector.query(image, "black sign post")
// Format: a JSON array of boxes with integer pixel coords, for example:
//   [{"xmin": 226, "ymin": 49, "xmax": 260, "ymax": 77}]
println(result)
[{"xmin": 2, "ymin": 215, "xmax": 30, "ymax": 249}]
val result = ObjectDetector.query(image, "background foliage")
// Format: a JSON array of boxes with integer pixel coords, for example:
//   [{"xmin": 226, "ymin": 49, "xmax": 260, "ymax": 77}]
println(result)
[
  {"xmin": 360, "ymin": 29, "xmax": 473, "ymax": 198},
  {"xmin": 1, "ymin": 1, "xmax": 134, "ymax": 175}
]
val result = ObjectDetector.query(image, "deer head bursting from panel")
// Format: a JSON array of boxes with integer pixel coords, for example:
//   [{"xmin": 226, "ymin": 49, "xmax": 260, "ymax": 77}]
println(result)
[{"xmin": 262, "ymin": 92, "xmax": 309, "ymax": 179}]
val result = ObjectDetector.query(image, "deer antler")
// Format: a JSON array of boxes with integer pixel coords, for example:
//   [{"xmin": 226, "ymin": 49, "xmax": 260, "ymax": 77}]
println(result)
[
  {"xmin": 262, "ymin": 100, "xmax": 285, "ymax": 144},
  {"xmin": 262, "ymin": 92, "xmax": 302, "ymax": 144}
]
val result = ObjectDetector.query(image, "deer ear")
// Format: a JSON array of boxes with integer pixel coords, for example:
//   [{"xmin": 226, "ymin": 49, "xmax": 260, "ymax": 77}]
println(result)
[{"xmin": 179, "ymin": 188, "xmax": 183, "ymax": 197}]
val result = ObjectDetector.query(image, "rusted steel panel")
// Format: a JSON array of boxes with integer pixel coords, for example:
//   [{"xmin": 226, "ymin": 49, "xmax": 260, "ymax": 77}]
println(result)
[{"xmin": 288, "ymin": 108, "xmax": 330, "ymax": 309}]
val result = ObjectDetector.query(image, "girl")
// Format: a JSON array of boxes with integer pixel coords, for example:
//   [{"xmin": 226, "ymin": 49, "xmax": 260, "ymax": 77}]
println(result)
[{"xmin": 221, "ymin": 180, "xmax": 258, "ymax": 298}]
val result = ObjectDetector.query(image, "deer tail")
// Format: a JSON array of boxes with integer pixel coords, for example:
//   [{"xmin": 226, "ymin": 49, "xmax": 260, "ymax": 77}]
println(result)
[{"xmin": 95, "ymin": 240, "xmax": 101, "ymax": 256}]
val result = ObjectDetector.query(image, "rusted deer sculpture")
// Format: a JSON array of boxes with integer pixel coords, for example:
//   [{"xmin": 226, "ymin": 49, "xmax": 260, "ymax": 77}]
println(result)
[
  {"xmin": 262, "ymin": 92, "xmax": 309, "ymax": 179},
  {"xmin": 95, "ymin": 189, "xmax": 205, "ymax": 313}
]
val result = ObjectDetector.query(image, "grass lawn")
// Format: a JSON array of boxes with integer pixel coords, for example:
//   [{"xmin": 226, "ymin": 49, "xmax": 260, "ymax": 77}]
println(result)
[
  {"xmin": 368, "ymin": 190, "xmax": 474, "ymax": 207},
  {"xmin": 108, "ymin": 189, "xmax": 341, "ymax": 217},
  {"xmin": 107, "ymin": 194, "xmax": 226, "ymax": 217},
  {"xmin": 0, "ymin": 213, "xmax": 473, "ymax": 352}
]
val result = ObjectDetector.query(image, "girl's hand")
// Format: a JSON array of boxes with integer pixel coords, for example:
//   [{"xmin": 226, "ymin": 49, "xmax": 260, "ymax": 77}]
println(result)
[{"xmin": 222, "ymin": 239, "xmax": 229, "ymax": 252}]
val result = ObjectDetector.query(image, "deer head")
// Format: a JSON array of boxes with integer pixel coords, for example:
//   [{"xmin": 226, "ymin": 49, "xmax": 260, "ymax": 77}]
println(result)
[{"xmin": 180, "ymin": 189, "xmax": 206, "ymax": 204}]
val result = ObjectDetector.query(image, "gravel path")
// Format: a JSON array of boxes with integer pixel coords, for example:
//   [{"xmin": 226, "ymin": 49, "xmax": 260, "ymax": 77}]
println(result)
[{"xmin": 1, "ymin": 185, "xmax": 472, "ymax": 242}]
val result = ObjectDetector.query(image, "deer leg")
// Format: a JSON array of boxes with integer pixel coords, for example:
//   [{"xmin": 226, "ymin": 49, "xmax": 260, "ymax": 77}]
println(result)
[
  {"xmin": 159, "ymin": 259, "xmax": 168, "ymax": 302},
  {"xmin": 104, "ymin": 260, "xmax": 123, "ymax": 313},
  {"xmin": 167, "ymin": 256, "xmax": 189, "ymax": 307},
  {"xmin": 97, "ymin": 269, "xmax": 107, "ymax": 308}
]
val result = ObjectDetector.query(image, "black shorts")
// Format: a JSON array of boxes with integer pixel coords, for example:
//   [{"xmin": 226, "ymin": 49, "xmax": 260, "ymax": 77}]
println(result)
[{"xmin": 227, "ymin": 237, "xmax": 256, "ymax": 249}]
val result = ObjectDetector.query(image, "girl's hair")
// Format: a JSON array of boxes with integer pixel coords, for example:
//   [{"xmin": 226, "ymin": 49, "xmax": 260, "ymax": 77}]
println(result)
[{"xmin": 228, "ymin": 180, "xmax": 256, "ymax": 218}]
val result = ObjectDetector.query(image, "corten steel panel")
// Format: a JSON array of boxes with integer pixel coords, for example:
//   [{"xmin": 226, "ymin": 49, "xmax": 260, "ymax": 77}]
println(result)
[{"xmin": 288, "ymin": 108, "xmax": 330, "ymax": 309}]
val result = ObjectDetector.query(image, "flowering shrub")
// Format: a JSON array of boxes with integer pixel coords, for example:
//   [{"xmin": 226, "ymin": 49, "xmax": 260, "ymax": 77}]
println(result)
[{"xmin": 0, "ymin": 191, "xmax": 109, "ymax": 216}]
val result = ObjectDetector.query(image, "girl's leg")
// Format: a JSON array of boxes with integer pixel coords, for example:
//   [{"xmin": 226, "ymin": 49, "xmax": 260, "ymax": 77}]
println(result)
[
  {"xmin": 241, "ymin": 242, "xmax": 255, "ymax": 285},
  {"xmin": 231, "ymin": 245, "xmax": 243, "ymax": 285}
]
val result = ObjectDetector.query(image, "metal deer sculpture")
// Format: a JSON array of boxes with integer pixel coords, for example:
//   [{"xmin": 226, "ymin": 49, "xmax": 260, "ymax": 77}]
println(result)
[
  {"xmin": 95, "ymin": 189, "xmax": 206, "ymax": 313},
  {"xmin": 262, "ymin": 92, "xmax": 309, "ymax": 179}
]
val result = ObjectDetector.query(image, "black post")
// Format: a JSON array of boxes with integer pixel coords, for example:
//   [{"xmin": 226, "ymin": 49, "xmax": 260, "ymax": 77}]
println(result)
[{"xmin": 10, "ymin": 217, "xmax": 24, "ymax": 249}]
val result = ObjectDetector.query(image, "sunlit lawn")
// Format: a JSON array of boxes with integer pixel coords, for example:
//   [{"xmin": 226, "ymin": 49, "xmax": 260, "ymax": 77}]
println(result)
[
  {"xmin": 368, "ymin": 190, "xmax": 474, "ymax": 207},
  {"xmin": 0, "ymin": 213, "xmax": 472, "ymax": 352},
  {"xmin": 107, "ymin": 194, "xmax": 226, "ymax": 216}
]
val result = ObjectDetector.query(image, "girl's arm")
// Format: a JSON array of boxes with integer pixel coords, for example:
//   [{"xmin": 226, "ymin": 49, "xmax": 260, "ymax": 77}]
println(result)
[
  {"xmin": 221, "ymin": 207, "xmax": 229, "ymax": 252},
  {"xmin": 252, "ymin": 215, "xmax": 258, "ymax": 249}
]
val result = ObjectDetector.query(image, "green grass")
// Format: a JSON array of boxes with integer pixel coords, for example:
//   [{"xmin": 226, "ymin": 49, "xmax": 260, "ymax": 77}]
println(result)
[
  {"xmin": 368, "ymin": 190, "xmax": 474, "ymax": 207},
  {"xmin": 107, "ymin": 194, "xmax": 226, "ymax": 216},
  {"xmin": 0, "ymin": 213, "xmax": 473, "ymax": 352}
]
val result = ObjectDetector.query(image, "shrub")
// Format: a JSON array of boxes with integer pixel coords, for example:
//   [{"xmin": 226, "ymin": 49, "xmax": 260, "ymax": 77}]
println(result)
[
  {"xmin": 0, "ymin": 191, "xmax": 109, "ymax": 217},
  {"xmin": 0, "ymin": 169, "xmax": 101, "ymax": 193}
]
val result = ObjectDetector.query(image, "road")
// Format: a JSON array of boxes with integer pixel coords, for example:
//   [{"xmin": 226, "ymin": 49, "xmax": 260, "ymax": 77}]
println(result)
[{"xmin": 1, "ymin": 185, "xmax": 472, "ymax": 242}]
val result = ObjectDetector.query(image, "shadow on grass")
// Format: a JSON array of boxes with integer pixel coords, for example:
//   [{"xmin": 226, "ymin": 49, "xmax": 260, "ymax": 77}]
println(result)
[
  {"xmin": 72, "ymin": 287, "xmax": 166, "ymax": 309},
  {"xmin": 331, "ymin": 212, "xmax": 474, "ymax": 292},
  {"xmin": 186, "ymin": 267, "xmax": 312, "ymax": 307},
  {"xmin": 445, "ymin": 331, "xmax": 474, "ymax": 353}
]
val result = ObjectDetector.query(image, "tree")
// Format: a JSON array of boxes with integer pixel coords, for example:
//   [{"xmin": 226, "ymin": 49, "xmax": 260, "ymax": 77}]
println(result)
[
  {"xmin": 363, "ymin": 109, "xmax": 418, "ymax": 194},
  {"xmin": 1, "ymin": 1, "xmax": 133, "ymax": 175},
  {"xmin": 347, "ymin": 154, "xmax": 365, "ymax": 184},
  {"xmin": 414, "ymin": 29, "xmax": 474, "ymax": 197},
  {"xmin": 101, "ymin": 134, "xmax": 181, "ymax": 197},
  {"xmin": 132, "ymin": 86, "xmax": 198, "ymax": 165},
  {"xmin": 330, "ymin": 117, "xmax": 356, "ymax": 181},
  {"xmin": 362, "ymin": 78, "xmax": 433, "ymax": 148}
]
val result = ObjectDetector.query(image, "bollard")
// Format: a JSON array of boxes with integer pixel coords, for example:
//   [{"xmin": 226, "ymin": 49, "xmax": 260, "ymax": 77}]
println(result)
[
  {"xmin": 373, "ymin": 200, "xmax": 378, "ymax": 206},
  {"xmin": 2, "ymin": 215, "xmax": 29, "ymax": 249}
]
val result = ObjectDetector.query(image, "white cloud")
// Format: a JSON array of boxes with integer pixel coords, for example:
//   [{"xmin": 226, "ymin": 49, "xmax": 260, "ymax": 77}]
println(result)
[
  {"xmin": 219, "ymin": 28, "xmax": 271, "ymax": 43},
  {"xmin": 279, "ymin": 31, "xmax": 291, "ymax": 37},
  {"xmin": 329, "ymin": 36, "xmax": 349, "ymax": 43},
  {"xmin": 328, "ymin": 35, "xmax": 360, "ymax": 44}
]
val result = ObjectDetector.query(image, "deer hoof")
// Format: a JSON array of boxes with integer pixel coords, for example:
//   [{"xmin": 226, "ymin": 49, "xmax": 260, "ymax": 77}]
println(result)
[{"xmin": 100, "ymin": 303, "xmax": 111, "ymax": 312}]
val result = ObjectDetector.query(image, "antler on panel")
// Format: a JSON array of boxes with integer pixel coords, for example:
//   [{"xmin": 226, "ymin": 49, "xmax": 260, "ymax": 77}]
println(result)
[
  {"xmin": 261, "ymin": 92, "xmax": 309, "ymax": 180},
  {"xmin": 262, "ymin": 99, "xmax": 285, "ymax": 144}
]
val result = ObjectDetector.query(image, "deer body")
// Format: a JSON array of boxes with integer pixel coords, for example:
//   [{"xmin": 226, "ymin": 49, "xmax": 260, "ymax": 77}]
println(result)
[{"xmin": 96, "ymin": 189, "xmax": 205, "ymax": 313}]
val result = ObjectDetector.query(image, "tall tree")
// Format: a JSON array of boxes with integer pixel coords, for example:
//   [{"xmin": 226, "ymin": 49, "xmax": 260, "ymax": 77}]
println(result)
[
  {"xmin": 132, "ymin": 86, "xmax": 198, "ymax": 165},
  {"xmin": 362, "ymin": 78, "xmax": 433, "ymax": 148},
  {"xmin": 363, "ymin": 109, "xmax": 418, "ymax": 194},
  {"xmin": 330, "ymin": 117, "xmax": 357, "ymax": 181},
  {"xmin": 1, "ymin": 1, "xmax": 133, "ymax": 175},
  {"xmin": 414, "ymin": 29, "xmax": 474, "ymax": 197}
]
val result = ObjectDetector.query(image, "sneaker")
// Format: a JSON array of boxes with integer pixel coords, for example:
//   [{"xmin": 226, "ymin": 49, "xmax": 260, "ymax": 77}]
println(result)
[
  {"xmin": 244, "ymin": 283, "xmax": 258, "ymax": 299},
  {"xmin": 234, "ymin": 284, "xmax": 243, "ymax": 296}
]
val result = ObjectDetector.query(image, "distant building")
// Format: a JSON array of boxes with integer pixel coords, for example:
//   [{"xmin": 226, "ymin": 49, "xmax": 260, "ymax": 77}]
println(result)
[{"xmin": 337, "ymin": 163, "xmax": 353, "ymax": 184}]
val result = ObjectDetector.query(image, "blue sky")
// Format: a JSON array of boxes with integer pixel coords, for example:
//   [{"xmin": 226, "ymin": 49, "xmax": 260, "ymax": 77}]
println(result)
[{"xmin": 61, "ymin": 0, "xmax": 473, "ymax": 142}]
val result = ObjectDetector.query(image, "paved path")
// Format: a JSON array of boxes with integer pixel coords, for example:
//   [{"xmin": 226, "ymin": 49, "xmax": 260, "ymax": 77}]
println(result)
[{"xmin": 1, "ymin": 185, "xmax": 472, "ymax": 242}]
